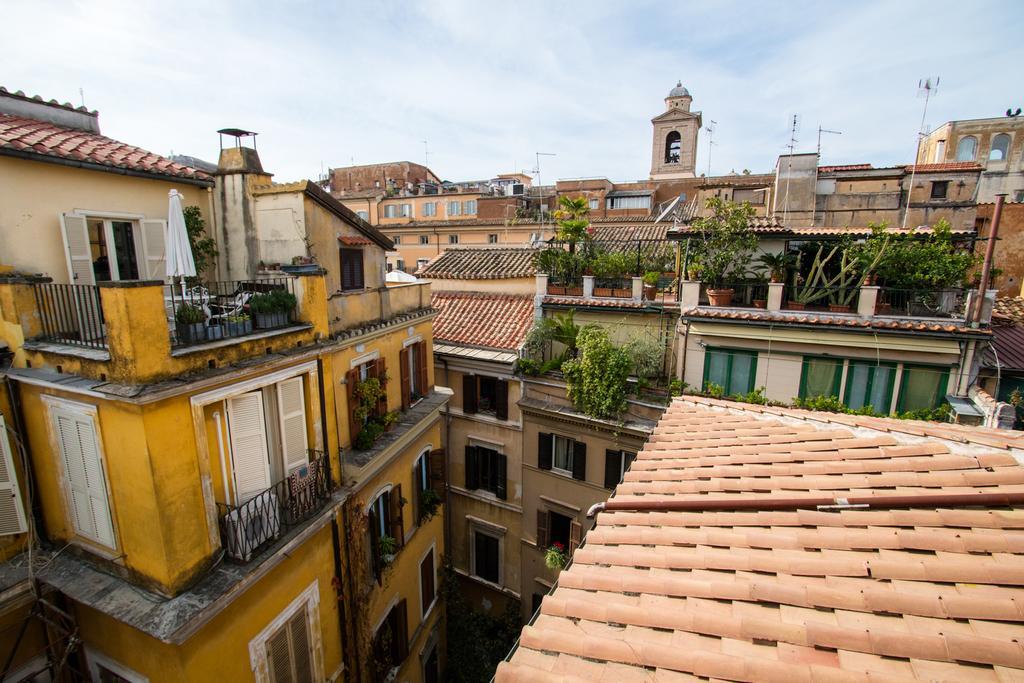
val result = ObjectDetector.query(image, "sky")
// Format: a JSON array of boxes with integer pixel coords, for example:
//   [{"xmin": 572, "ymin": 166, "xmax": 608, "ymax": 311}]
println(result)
[{"xmin": 5, "ymin": 0, "xmax": 1023, "ymax": 185}]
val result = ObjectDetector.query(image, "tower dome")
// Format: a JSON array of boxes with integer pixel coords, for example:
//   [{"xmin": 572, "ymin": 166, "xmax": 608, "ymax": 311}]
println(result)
[{"xmin": 668, "ymin": 81, "xmax": 690, "ymax": 98}]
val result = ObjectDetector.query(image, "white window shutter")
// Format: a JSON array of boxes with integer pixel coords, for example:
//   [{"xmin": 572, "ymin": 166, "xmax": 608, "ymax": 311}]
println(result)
[
  {"xmin": 228, "ymin": 392, "xmax": 272, "ymax": 503},
  {"xmin": 54, "ymin": 410, "xmax": 115, "ymax": 547},
  {"xmin": 276, "ymin": 377, "xmax": 309, "ymax": 473},
  {"xmin": 60, "ymin": 214, "xmax": 94, "ymax": 285},
  {"xmin": 0, "ymin": 415, "xmax": 28, "ymax": 536},
  {"xmin": 139, "ymin": 218, "xmax": 167, "ymax": 281}
]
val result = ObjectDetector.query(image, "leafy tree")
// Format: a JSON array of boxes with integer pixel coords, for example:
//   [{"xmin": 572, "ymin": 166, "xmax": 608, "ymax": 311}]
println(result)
[
  {"xmin": 688, "ymin": 198, "xmax": 757, "ymax": 288},
  {"xmin": 183, "ymin": 205, "xmax": 218, "ymax": 283},
  {"xmin": 562, "ymin": 326, "xmax": 632, "ymax": 419},
  {"xmin": 554, "ymin": 195, "xmax": 591, "ymax": 254}
]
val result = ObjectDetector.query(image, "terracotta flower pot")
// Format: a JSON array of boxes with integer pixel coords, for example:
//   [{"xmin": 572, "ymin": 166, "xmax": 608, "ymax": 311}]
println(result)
[
  {"xmin": 613, "ymin": 288, "xmax": 632, "ymax": 298},
  {"xmin": 828, "ymin": 304, "xmax": 851, "ymax": 313},
  {"xmin": 753, "ymin": 299, "xmax": 767, "ymax": 309},
  {"xmin": 787, "ymin": 301, "xmax": 806, "ymax": 310},
  {"xmin": 707, "ymin": 288, "xmax": 735, "ymax": 306},
  {"xmin": 643, "ymin": 285, "xmax": 657, "ymax": 301},
  {"xmin": 565, "ymin": 286, "xmax": 583, "ymax": 297},
  {"xmin": 875, "ymin": 302, "xmax": 893, "ymax": 315},
  {"xmin": 547, "ymin": 285, "xmax": 567, "ymax": 295},
  {"xmin": 594, "ymin": 287, "xmax": 613, "ymax": 297}
]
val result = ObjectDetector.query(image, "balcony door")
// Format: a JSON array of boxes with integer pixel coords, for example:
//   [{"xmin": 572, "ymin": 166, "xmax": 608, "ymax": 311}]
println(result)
[
  {"xmin": 60, "ymin": 213, "xmax": 167, "ymax": 285},
  {"xmin": 226, "ymin": 377, "xmax": 309, "ymax": 504}
]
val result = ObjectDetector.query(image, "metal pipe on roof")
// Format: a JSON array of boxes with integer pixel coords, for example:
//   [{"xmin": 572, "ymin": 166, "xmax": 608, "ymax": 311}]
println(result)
[
  {"xmin": 971, "ymin": 193, "xmax": 1006, "ymax": 325},
  {"xmin": 587, "ymin": 490, "xmax": 1024, "ymax": 517}
]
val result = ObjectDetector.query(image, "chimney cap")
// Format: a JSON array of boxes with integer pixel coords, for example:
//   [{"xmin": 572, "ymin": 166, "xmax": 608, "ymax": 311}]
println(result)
[{"xmin": 217, "ymin": 128, "xmax": 257, "ymax": 138}]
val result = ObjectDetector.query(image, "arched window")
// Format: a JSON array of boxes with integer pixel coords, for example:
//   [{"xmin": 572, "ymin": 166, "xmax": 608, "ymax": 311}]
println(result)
[
  {"xmin": 955, "ymin": 136, "xmax": 977, "ymax": 162},
  {"xmin": 990, "ymin": 133, "xmax": 1011, "ymax": 161},
  {"xmin": 665, "ymin": 131, "xmax": 681, "ymax": 164}
]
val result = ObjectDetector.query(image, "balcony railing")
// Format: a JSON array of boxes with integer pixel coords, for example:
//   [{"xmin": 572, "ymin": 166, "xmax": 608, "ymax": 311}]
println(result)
[
  {"xmin": 877, "ymin": 287, "xmax": 967, "ymax": 318},
  {"xmin": 701, "ymin": 281, "xmax": 769, "ymax": 308},
  {"xmin": 786, "ymin": 284, "xmax": 860, "ymax": 312},
  {"xmin": 32, "ymin": 283, "xmax": 107, "ymax": 349},
  {"xmin": 168, "ymin": 278, "xmax": 297, "ymax": 348},
  {"xmin": 217, "ymin": 450, "xmax": 332, "ymax": 562}
]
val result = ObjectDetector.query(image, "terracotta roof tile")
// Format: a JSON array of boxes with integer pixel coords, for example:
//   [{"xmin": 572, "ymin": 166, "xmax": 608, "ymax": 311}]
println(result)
[
  {"xmin": 681, "ymin": 305, "xmax": 988, "ymax": 336},
  {"xmin": 416, "ymin": 246, "xmax": 538, "ymax": 279},
  {"xmin": 993, "ymin": 297, "xmax": 1024, "ymax": 324},
  {"xmin": 905, "ymin": 162, "xmax": 984, "ymax": 173},
  {"xmin": 543, "ymin": 295, "xmax": 651, "ymax": 310},
  {"xmin": 505, "ymin": 396, "xmax": 1024, "ymax": 681},
  {"xmin": 0, "ymin": 114, "xmax": 212, "ymax": 183},
  {"xmin": 431, "ymin": 291, "xmax": 534, "ymax": 351}
]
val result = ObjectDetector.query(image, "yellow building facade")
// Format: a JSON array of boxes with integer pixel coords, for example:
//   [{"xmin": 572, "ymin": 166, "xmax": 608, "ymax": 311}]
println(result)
[{"xmin": 0, "ymin": 101, "xmax": 448, "ymax": 682}]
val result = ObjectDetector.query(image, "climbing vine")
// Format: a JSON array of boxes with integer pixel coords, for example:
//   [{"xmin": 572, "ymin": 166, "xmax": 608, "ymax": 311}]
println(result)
[{"xmin": 561, "ymin": 326, "xmax": 632, "ymax": 419}]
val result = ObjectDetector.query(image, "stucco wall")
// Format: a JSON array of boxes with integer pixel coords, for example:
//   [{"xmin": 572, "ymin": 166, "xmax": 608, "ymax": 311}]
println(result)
[{"xmin": 0, "ymin": 156, "xmax": 211, "ymax": 282}]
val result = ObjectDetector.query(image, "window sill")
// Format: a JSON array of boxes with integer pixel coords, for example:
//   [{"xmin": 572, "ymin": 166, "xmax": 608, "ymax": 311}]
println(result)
[{"xmin": 469, "ymin": 573, "xmax": 503, "ymax": 592}]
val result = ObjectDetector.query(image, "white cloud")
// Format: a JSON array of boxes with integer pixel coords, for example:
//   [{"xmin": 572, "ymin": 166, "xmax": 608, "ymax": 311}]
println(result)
[{"xmin": 3, "ymin": 0, "xmax": 1022, "ymax": 183}]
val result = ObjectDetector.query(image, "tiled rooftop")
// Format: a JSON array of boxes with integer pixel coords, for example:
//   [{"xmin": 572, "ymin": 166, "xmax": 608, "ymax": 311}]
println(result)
[
  {"xmin": 681, "ymin": 305, "xmax": 988, "ymax": 336},
  {"xmin": 905, "ymin": 162, "xmax": 984, "ymax": 173},
  {"xmin": 543, "ymin": 295, "xmax": 650, "ymax": 310},
  {"xmin": 499, "ymin": 396, "xmax": 1024, "ymax": 682},
  {"xmin": 994, "ymin": 297, "xmax": 1024, "ymax": 325},
  {"xmin": 671, "ymin": 222, "xmax": 975, "ymax": 237},
  {"xmin": 416, "ymin": 246, "xmax": 539, "ymax": 279},
  {"xmin": 0, "ymin": 114, "xmax": 212, "ymax": 183},
  {"xmin": 432, "ymin": 292, "xmax": 534, "ymax": 351}
]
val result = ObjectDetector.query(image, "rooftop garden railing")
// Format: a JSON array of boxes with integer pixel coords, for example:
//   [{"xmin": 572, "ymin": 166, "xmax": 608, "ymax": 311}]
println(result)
[
  {"xmin": 32, "ymin": 282, "xmax": 107, "ymax": 349},
  {"xmin": 168, "ymin": 278, "xmax": 297, "ymax": 347}
]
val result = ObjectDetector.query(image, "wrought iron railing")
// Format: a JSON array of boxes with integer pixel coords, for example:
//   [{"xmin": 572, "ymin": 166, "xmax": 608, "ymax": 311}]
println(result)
[
  {"xmin": 32, "ymin": 283, "xmax": 107, "ymax": 349},
  {"xmin": 786, "ymin": 284, "xmax": 860, "ymax": 311},
  {"xmin": 701, "ymin": 281, "xmax": 769, "ymax": 308},
  {"xmin": 877, "ymin": 287, "xmax": 967, "ymax": 318},
  {"xmin": 217, "ymin": 450, "xmax": 332, "ymax": 562},
  {"xmin": 169, "ymin": 278, "xmax": 297, "ymax": 347}
]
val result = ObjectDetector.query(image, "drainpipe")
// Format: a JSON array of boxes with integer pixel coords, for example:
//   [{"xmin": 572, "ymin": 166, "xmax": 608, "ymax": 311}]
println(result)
[
  {"xmin": 340, "ymin": 503, "xmax": 362, "ymax": 679},
  {"xmin": 971, "ymin": 193, "xmax": 1005, "ymax": 324},
  {"xmin": 441, "ymin": 358, "xmax": 452, "ymax": 562},
  {"xmin": 330, "ymin": 517, "xmax": 349, "ymax": 673}
]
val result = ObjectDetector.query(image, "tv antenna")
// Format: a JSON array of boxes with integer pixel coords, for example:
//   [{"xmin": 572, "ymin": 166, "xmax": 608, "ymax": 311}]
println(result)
[
  {"xmin": 902, "ymin": 77, "xmax": 940, "ymax": 229},
  {"xmin": 422, "ymin": 140, "xmax": 430, "ymax": 172},
  {"xmin": 533, "ymin": 152, "xmax": 556, "ymax": 230},
  {"xmin": 704, "ymin": 120, "xmax": 717, "ymax": 177},
  {"xmin": 782, "ymin": 114, "xmax": 800, "ymax": 224},
  {"xmin": 812, "ymin": 126, "xmax": 842, "ymax": 224}
]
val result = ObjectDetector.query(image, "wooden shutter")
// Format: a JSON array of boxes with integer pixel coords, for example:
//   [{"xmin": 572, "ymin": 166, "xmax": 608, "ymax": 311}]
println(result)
[
  {"xmin": 53, "ymin": 410, "xmax": 115, "ymax": 547},
  {"xmin": 412, "ymin": 458, "xmax": 422, "ymax": 519},
  {"xmin": 288, "ymin": 610, "xmax": 313, "ymax": 683},
  {"xmin": 495, "ymin": 453, "xmax": 507, "ymax": 501},
  {"xmin": 399, "ymin": 346, "xmax": 411, "ymax": 410},
  {"xmin": 139, "ymin": 218, "xmax": 167, "ymax": 281},
  {"xmin": 0, "ymin": 414, "xmax": 28, "ymax": 536},
  {"xmin": 537, "ymin": 433, "xmax": 552, "ymax": 470},
  {"xmin": 345, "ymin": 367, "xmax": 361, "ymax": 441},
  {"xmin": 604, "ymin": 450, "xmax": 623, "ymax": 489},
  {"xmin": 340, "ymin": 249, "xmax": 365, "ymax": 290},
  {"xmin": 462, "ymin": 374, "xmax": 477, "ymax": 414},
  {"xmin": 60, "ymin": 214, "xmax": 94, "ymax": 284},
  {"xmin": 416, "ymin": 342, "xmax": 430, "ymax": 393},
  {"xmin": 267, "ymin": 624, "xmax": 292, "ymax": 683},
  {"xmin": 569, "ymin": 520, "xmax": 582, "ymax": 557},
  {"xmin": 428, "ymin": 448, "xmax": 446, "ymax": 491},
  {"xmin": 495, "ymin": 379, "xmax": 509, "ymax": 421},
  {"xmin": 369, "ymin": 505, "xmax": 382, "ymax": 581},
  {"xmin": 395, "ymin": 599, "xmax": 409, "ymax": 661},
  {"xmin": 389, "ymin": 484, "xmax": 404, "ymax": 548},
  {"xmin": 420, "ymin": 548, "xmax": 435, "ymax": 616},
  {"xmin": 624, "ymin": 451, "xmax": 637, "ymax": 476},
  {"xmin": 227, "ymin": 392, "xmax": 272, "ymax": 503},
  {"xmin": 371, "ymin": 358, "xmax": 388, "ymax": 418},
  {"xmin": 536, "ymin": 509, "xmax": 549, "ymax": 549},
  {"xmin": 464, "ymin": 446, "xmax": 479, "ymax": 490},
  {"xmin": 276, "ymin": 376, "xmax": 309, "ymax": 474},
  {"xmin": 571, "ymin": 440, "xmax": 587, "ymax": 481}
]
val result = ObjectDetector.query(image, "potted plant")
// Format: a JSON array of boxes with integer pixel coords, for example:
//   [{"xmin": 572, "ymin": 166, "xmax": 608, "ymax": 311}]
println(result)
[
  {"xmin": 642, "ymin": 271, "xmax": 659, "ymax": 300},
  {"xmin": 381, "ymin": 410, "xmax": 399, "ymax": 432},
  {"xmin": 378, "ymin": 534, "xmax": 398, "ymax": 566},
  {"xmin": 250, "ymin": 290, "xmax": 297, "ymax": 329},
  {"xmin": 757, "ymin": 251, "xmax": 793, "ymax": 284},
  {"xmin": 174, "ymin": 303, "xmax": 207, "ymax": 344},
  {"xmin": 281, "ymin": 255, "xmax": 320, "ymax": 275},
  {"xmin": 689, "ymin": 198, "xmax": 758, "ymax": 307},
  {"xmin": 419, "ymin": 487, "xmax": 441, "ymax": 522},
  {"xmin": 544, "ymin": 542, "xmax": 568, "ymax": 570},
  {"xmin": 206, "ymin": 319, "xmax": 225, "ymax": 341},
  {"xmin": 225, "ymin": 313, "xmax": 252, "ymax": 337}
]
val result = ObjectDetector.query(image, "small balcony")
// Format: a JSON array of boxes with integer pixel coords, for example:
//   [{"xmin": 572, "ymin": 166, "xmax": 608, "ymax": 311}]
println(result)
[
  {"xmin": 32, "ymin": 281, "xmax": 108, "ymax": 351},
  {"xmin": 167, "ymin": 278, "xmax": 298, "ymax": 347},
  {"xmin": 216, "ymin": 450, "xmax": 333, "ymax": 562}
]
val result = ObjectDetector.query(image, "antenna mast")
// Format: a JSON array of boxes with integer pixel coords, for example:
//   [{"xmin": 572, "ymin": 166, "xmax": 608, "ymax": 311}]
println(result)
[
  {"xmin": 782, "ymin": 114, "xmax": 800, "ymax": 225},
  {"xmin": 534, "ymin": 151, "xmax": 556, "ymax": 238},
  {"xmin": 422, "ymin": 140, "xmax": 430, "ymax": 172},
  {"xmin": 813, "ymin": 126, "xmax": 842, "ymax": 224},
  {"xmin": 705, "ymin": 120, "xmax": 717, "ymax": 177},
  {"xmin": 902, "ymin": 77, "xmax": 940, "ymax": 229}
]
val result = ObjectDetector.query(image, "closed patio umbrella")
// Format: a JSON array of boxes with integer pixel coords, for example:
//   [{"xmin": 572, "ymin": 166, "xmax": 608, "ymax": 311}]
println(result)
[{"xmin": 166, "ymin": 189, "xmax": 197, "ymax": 299}]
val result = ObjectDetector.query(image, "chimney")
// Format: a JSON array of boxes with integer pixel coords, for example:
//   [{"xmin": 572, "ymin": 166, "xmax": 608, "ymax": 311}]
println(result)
[
  {"xmin": 216, "ymin": 128, "xmax": 265, "ymax": 174},
  {"xmin": 212, "ymin": 128, "xmax": 271, "ymax": 280}
]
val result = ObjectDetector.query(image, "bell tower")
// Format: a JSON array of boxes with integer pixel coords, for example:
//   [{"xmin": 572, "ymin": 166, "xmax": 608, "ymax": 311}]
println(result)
[{"xmin": 650, "ymin": 81, "xmax": 701, "ymax": 180}]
